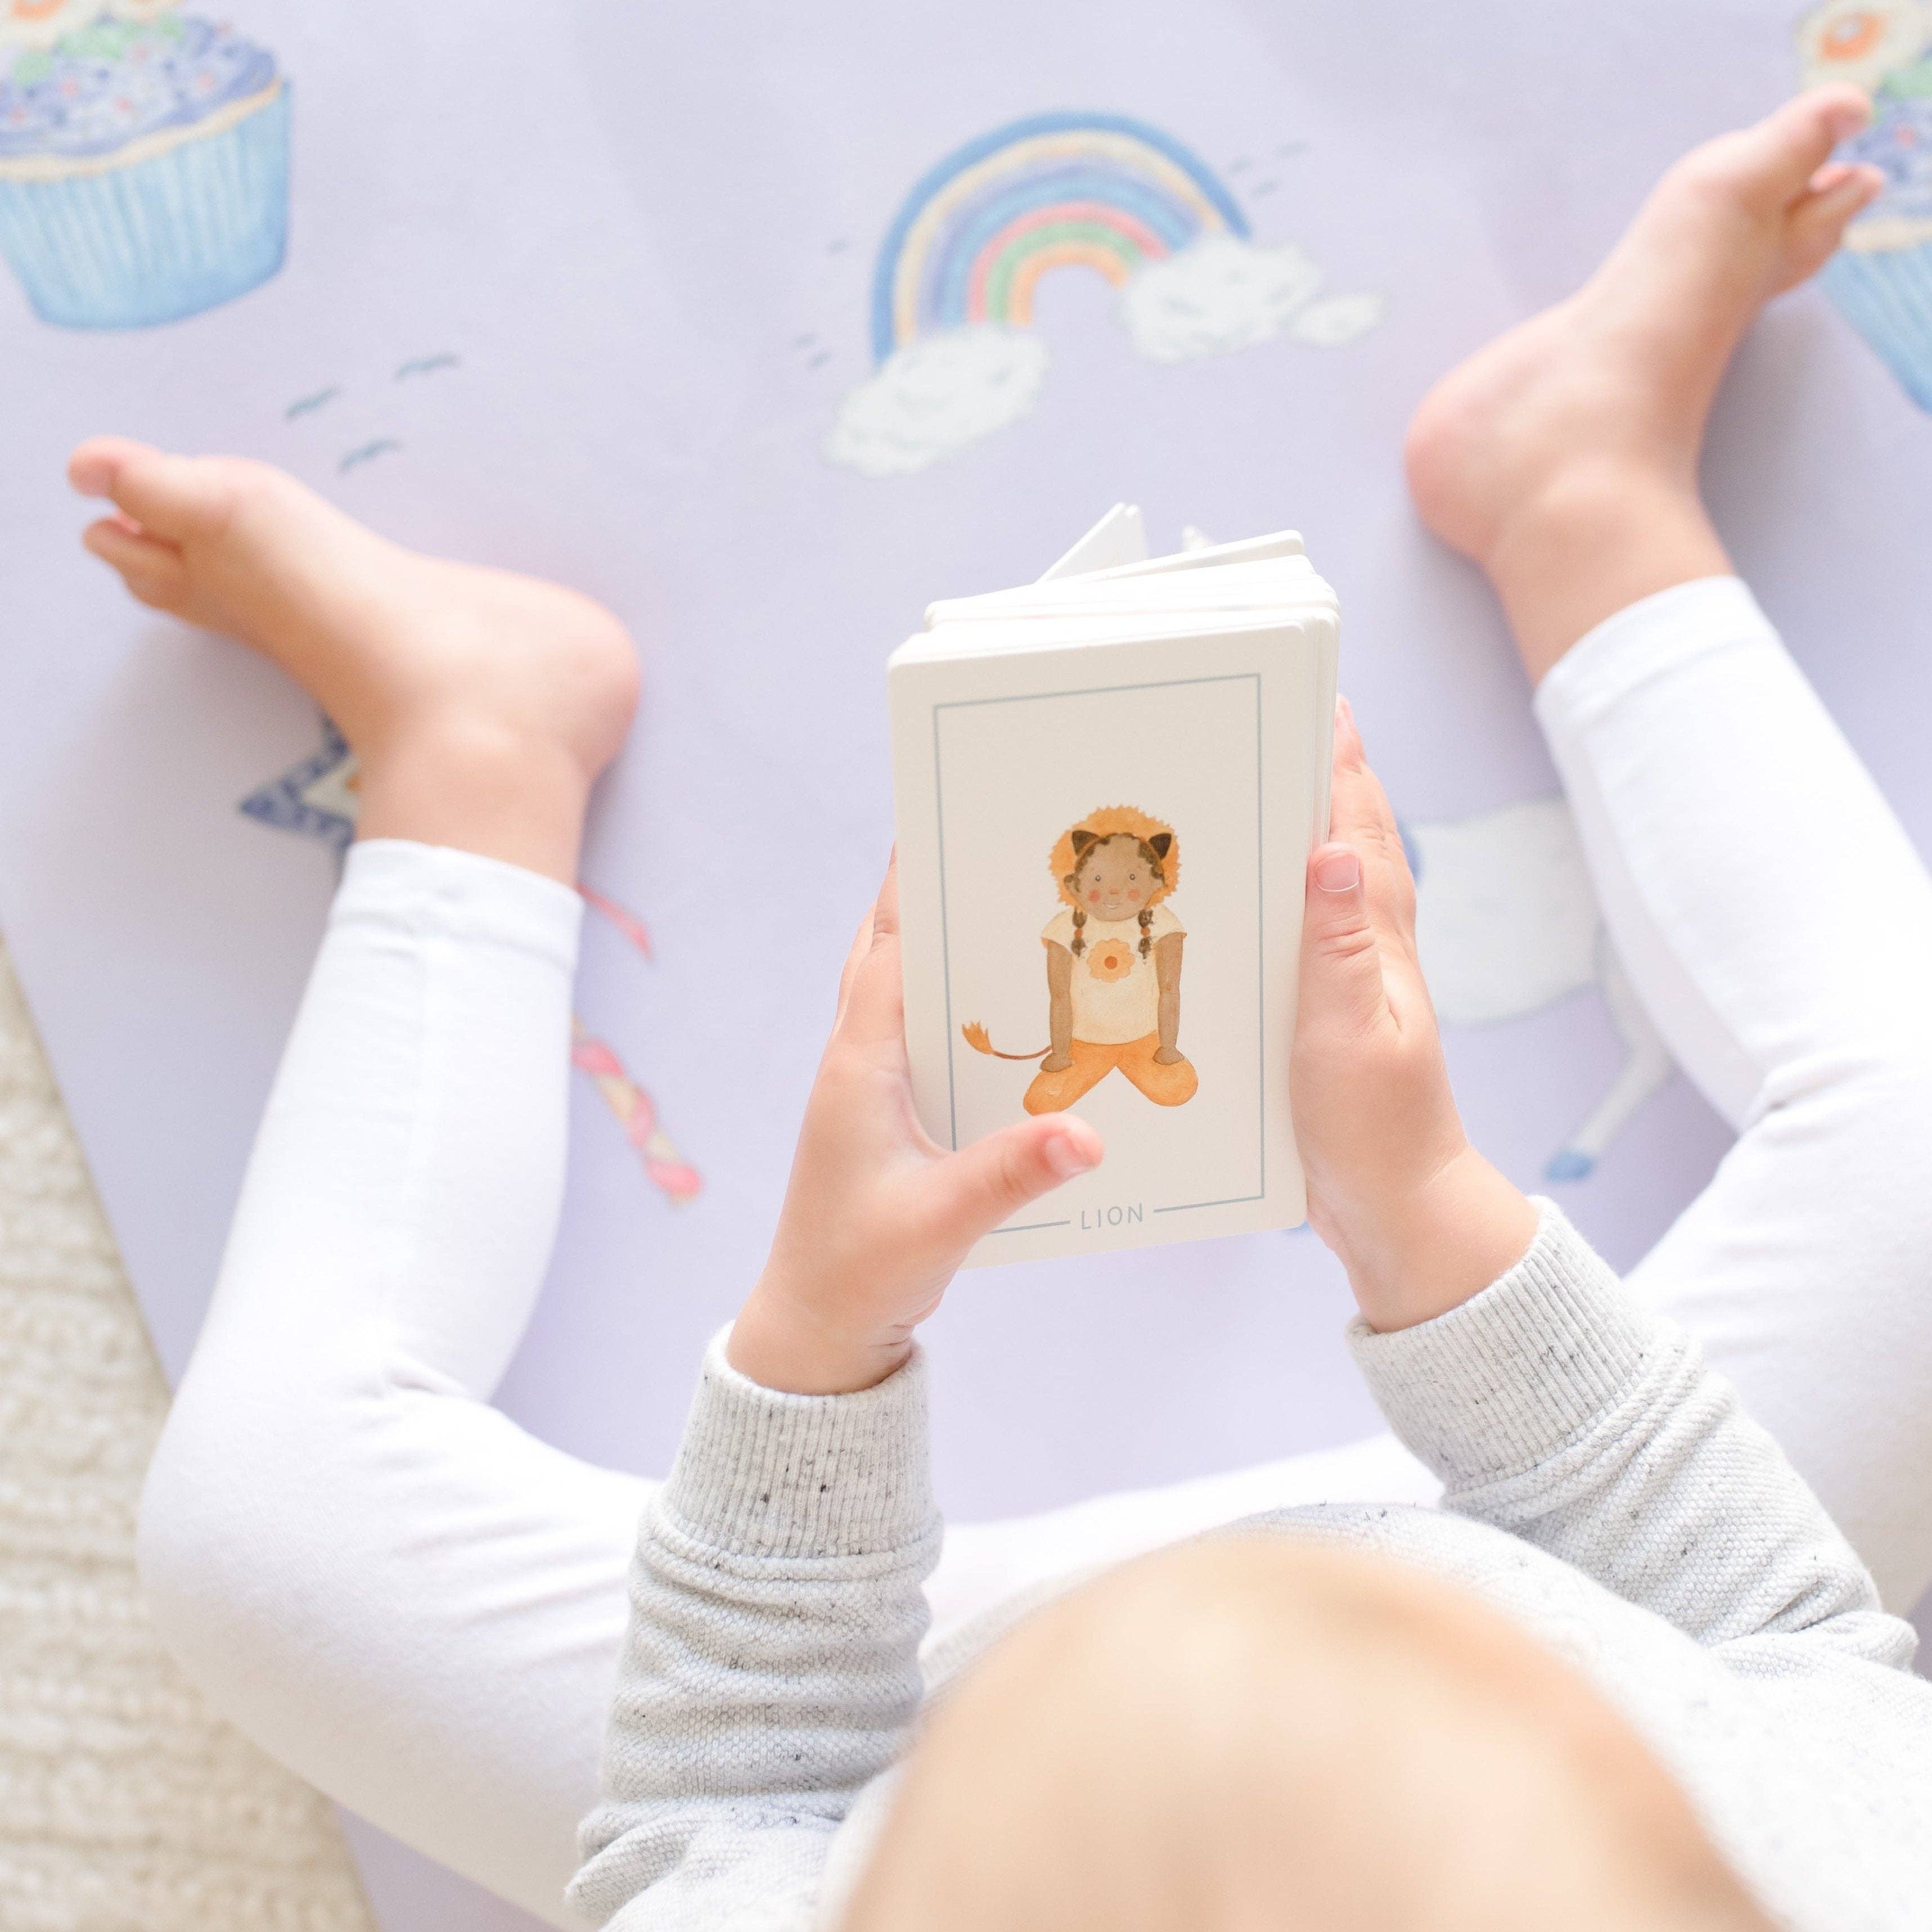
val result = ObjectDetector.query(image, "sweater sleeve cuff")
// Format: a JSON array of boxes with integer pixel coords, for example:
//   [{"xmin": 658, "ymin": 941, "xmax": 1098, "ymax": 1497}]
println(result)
[
  {"xmin": 1346, "ymin": 1200, "xmax": 1663, "ymax": 1488},
  {"xmin": 658, "ymin": 1330, "xmax": 936, "ymax": 1560}
]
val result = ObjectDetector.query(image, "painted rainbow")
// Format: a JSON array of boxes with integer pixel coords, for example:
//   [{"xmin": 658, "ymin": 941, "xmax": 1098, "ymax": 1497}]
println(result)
[{"xmin": 869, "ymin": 110, "xmax": 1248, "ymax": 362}]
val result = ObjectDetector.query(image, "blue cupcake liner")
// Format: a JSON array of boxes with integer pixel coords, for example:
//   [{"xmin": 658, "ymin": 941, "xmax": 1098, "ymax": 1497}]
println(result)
[
  {"xmin": 0, "ymin": 80, "xmax": 289, "ymax": 330},
  {"xmin": 1822, "ymin": 242, "xmax": 1932, "ymax": 413}
]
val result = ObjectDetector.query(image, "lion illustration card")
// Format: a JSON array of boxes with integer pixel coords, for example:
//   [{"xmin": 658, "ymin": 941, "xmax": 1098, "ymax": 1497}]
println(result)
[
  {"xmin": 963, "ymin": 805, "xmax": 1198, "ymax": 1114},
  {"xmin": 886, "ymin": 519, "xmax": 1336, "ymax": 1265}
]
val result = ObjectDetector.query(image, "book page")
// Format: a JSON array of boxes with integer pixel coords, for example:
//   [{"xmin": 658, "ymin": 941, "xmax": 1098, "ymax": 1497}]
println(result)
[
  {"xmin": 892, "ymin": 622, "xmax": 1329, "ymax": 1262},
  {"xmin": 942, "ymin": 673, "xmax": 1268, "ymax": 1239}
]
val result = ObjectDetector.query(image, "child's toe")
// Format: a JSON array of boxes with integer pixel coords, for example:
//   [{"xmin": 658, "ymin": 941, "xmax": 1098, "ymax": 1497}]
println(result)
[
  {"xmin": 68, "ymin": 434, "xmax": 156, "ymax": 500},
  {"xmin": 1736, "ymin": 87, "xmax": 1872, "ymax": 202},
  {"xmin": 81, "ymin": 517, "xmax": 188, "ymax": 609},
  {"xmin": 68, "ymin": 438, "xmax": 244, "ymax": 545},
  {"xmin": 1781, "ymin": 162, "xmax": 1888, "ymax": 285}
]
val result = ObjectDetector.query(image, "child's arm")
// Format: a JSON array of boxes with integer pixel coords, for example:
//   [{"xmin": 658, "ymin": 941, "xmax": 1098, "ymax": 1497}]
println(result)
[
  {"xmin": 568, "ymin": 1339, "xmax": 938, "ymax": 1931},
  {"xmin": 1042, "ymin": 940, "xmax": 1074, "ymax": 1073},
  {"xmin": 1350, "ymin": 1202, "xmax": 1908, "ymax": 1656},
  {"xmin": 571, "ymin": 864, "xmax": 1102, "ymax": 1927},
  {"xmin": 1153, "ymin": 931, "xmax": 1183, "ymax": 1063},
  {"xmin": 1296, "ymin": 702, "xmax": 1909, "ymax": 1663}
]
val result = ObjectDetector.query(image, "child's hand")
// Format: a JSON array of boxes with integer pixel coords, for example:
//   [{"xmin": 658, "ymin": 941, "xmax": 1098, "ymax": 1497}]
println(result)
[
  {"xmin": 728, "ymin": 859, "xmax": 1104, "ymax": 1395},
  {"xmin": 1292, "ymin": 701, "xmax": 1538, "ymax": 1332}
]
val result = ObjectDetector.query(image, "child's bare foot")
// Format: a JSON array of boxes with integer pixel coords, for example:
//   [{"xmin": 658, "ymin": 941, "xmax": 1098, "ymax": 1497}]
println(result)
[
  {"xmin": 1405, "ymin": 87, "xmax": 1885, "ymax": 679},
  {"xmin": 69, "ymin": 439, "xmax": 639, "ymax": 883}
]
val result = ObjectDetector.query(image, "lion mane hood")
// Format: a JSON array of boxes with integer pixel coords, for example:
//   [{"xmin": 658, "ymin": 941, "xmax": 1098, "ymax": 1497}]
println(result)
[{"xmin": 1049, "ymin": 804, "xmax": 1181, "ymax": 913}]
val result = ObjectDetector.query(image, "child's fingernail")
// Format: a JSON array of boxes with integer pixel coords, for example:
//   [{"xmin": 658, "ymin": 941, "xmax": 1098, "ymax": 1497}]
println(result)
[
  {"xmin": 1315, "ymin": 850, "xmax": 1361, "ymax": 893},
  {"xmin": 1045, "ymin": 1129, "xmax": 1100, "ymax": 1180}
]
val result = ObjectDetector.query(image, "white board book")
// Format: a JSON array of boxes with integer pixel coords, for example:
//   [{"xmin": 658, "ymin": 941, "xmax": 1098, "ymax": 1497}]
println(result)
[{"xmin": 887, "ymin": 509, "xmax": 1339, "ymax": 1266}]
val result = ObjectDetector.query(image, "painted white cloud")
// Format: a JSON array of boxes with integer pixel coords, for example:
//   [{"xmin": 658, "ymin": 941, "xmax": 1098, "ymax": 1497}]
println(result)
[
  {"xmin": 1288, "ymin": 290, "xmax": 1387, "ymax": 347},
  {"xmin": 1119, "ymin": 232, "xmax": 1384, "ymax": 363},
  {"xmin": 823, "ymin": 325, "xmax": 1050, "ymax": 476},
  {"xmin": 1407, "ymin": 791, "xmax": 1675, "ymax": 1180},
  {"xmin": 1410, "ymin": 795, "xmax": 1598, "ymax": 1026},
  {"xmin": 823, "ymin": 239, "xmax": 1384, "ymax": 476}
]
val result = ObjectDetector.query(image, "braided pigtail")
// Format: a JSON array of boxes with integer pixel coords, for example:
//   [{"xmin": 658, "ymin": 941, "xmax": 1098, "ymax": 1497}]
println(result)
[
  {"xmin": 1070, "ymin": 907, "xmax": 1086, "ymax": 956},
  {"xmin": 1137, "ymin": 835, "xmax": 1169, "ymax": 956}
]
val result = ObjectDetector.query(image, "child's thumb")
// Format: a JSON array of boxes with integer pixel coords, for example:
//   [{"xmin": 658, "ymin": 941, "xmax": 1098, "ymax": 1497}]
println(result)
[
  {"xmin": 924, "ymin": 1113, "xmax": 1104, "ymax": 1250},
  {"xmin": 1299, "ymin": 844, "xmax": 1387, "ymax": 1038}
]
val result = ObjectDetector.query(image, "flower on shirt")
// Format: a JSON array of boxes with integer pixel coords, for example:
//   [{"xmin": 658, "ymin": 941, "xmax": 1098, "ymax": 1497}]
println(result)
[{"xmin": 1086, "ymin": 938, "xmax": 1136, "ymax": 982}]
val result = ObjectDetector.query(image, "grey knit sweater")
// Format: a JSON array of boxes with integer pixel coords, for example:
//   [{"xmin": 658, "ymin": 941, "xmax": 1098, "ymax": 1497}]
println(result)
[{"xmin": 569, "ymin": 1205, "xmax": 1931, "ymax": 1930}]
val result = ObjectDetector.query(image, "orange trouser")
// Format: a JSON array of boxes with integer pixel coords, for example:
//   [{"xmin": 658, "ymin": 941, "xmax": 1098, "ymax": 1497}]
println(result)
[{"xmin": 1023, "ymin": 1033, "xmax": 1198, "ymax": 1114}]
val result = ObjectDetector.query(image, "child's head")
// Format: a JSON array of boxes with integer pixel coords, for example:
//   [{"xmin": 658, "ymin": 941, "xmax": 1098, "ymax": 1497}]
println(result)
[
  {"xmin": 1052, "ymin": 807, "xmax": 1180, "ymax": 954},
  {"xmin": 1066, "ymin": 830, "xmax": 1171, "ymax": 925},
  {"xmin": 842, "ymin": 1537, "xmax": 1773, "ymax": 1932}
]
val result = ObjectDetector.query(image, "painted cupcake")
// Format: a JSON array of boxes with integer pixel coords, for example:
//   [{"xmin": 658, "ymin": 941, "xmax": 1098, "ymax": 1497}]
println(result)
[
  {"xmin": 1797, "ymin": 0, "xmax": 1932, "ymax": 407},
  {"xmin": 0, "ymin": 0, "xmax": 288, "ymax": 329}
]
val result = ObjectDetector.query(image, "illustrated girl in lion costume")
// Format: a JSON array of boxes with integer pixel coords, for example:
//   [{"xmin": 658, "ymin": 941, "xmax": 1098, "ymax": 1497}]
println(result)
[{"xmin": 963, "ymin": 804, "xmax": 1197, "ymax": 1114}]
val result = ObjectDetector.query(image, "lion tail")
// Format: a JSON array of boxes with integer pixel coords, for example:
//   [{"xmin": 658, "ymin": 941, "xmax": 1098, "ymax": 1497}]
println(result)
[{"xmin": 962, "ymin": 1021, "xmax": 1048, "ymax": 1061}]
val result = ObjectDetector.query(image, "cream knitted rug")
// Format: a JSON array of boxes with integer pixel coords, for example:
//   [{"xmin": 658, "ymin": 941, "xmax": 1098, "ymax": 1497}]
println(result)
[{"xmin": 0, "ymin": 935, "xmax": 375, "ymax": 1932}]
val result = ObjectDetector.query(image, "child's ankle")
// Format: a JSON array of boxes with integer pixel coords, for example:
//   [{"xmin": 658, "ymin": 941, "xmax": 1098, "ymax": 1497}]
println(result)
[
  {"xmin": 354, "ymin": 718, "xmax": 591, "ymax": 885},
  {"xmin": 1485, "ymin": 463, "xmax": 1729, "ymax": 680}
]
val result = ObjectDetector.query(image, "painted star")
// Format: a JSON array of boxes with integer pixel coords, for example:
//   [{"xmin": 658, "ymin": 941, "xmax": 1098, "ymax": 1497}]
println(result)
[{"xmin": 237, "ymin": 716, "xmax": 361, "ymax": 855}]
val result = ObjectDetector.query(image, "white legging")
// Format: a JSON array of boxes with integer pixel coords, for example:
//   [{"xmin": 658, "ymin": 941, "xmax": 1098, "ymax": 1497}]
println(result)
[{"xmin": 136, "ymin": 577, "xmax": 1932, "ymax": 1927}]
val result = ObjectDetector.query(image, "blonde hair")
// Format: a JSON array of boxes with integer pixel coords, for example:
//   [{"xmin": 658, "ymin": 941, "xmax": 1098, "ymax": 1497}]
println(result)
[{"xmin": 841, "ymin": 1537, "xmax": 1774, "ymax": 1932}]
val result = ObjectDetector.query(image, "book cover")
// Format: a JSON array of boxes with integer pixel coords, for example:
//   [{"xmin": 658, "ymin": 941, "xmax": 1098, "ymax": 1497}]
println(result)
[{"xmin": 888, "ymin": 512, "xmax": 1338, "ymax": 1266}]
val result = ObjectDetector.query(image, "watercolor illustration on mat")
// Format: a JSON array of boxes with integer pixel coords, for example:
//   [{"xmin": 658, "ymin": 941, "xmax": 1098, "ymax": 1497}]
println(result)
[
  {"xmin": 1406, "ymin": 795, "xmax": 1673, "ymax": 1182},
  {"xmin": 241, "ymin": 720, "xmax": 703, "ymax": 1206},
  {"xmin": 282, "ymin": 350, "xmax": 463, "ymax": 475},
  {"xmin": 0, "ymin": 0, "xmax": 289, "ymax": 329},
  {"xmin": 1796, "ymin": 0, "xmax": 1932, "ymax": 408},
  {"xmin": 824, "ymin": 110, "xmax": 1386, "ymax": 474}
]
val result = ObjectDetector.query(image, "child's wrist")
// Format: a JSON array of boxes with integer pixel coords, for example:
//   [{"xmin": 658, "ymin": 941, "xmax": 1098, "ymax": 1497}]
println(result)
[
  {"xmin": 1334, "ymin": 1150, "xmax": 1539, "ymax": 1333},
  {"xmin": 727, "ymin": 1280, "xmax": 914, "ymax": 1397}
]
